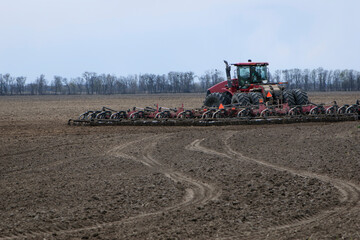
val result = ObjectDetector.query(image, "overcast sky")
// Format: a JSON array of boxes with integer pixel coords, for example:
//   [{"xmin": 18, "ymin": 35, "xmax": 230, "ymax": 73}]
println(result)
[{"xmin": 1, "ymin": 0, "xmax": 359, "ymax": 82}]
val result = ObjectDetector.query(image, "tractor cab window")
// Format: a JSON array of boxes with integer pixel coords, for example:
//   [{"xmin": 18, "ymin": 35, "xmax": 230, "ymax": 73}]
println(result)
[
  {"xmin": 251, "ymin": 66, "xmax": 268, "ymax": 84},
  {"xmin": 237, "ymin": 66, "xmax": 251, "ymax": 87}
]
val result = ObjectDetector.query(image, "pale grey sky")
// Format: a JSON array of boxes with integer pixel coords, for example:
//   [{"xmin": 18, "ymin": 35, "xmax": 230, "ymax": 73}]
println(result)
[{"xmin": 0, "ymin": 0, "xmax": 359, "ymax": 81}]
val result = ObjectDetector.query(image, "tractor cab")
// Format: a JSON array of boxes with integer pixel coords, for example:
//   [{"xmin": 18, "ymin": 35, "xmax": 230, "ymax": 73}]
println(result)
[{"xmin": 233, "ymin": 61, "xmax": 269, "ymax": 88}]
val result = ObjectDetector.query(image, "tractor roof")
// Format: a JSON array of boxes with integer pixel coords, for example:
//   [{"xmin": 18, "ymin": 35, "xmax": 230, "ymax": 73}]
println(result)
[{"xmin": 232, "ymin": 62, "xmax": 269, "ymax": 66}]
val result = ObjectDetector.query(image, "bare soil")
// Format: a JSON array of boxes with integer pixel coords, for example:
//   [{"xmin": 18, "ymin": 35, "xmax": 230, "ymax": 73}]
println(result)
[{"xmin": 0, "ymin": 92, "xmax": 360, "ymax": 239}]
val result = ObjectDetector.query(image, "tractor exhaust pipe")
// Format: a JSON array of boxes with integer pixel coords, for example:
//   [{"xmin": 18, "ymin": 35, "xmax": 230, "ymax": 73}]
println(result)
[{"xmin": 224, "ymin": 60, "xmax": 232, "ymax": 88}]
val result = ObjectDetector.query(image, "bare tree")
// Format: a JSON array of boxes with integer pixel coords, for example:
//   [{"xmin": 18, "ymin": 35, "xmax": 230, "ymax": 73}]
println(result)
[
  {"xmin": 340, "ymin": 70, "xmax": 349, "ymax": 91},
  {"xmin": 155, "ymin": 74, "xmax": 167, "ymax": 93},
  {"xmin": 168, "ymin": 72, "xmax": 180, "ymax": 93},
  {"xmin": 93, "ymin": 75, "xmax": 102, "ymax": 94},
  {"xmin": 179, "ymin": 72, "xmax": 194, "ymax": 93},
  {"xmin": 292, "ymin": 69, "xmax": 302, "ymax": 89},
  {"xmin": 115, "ymin": 76, "xmax": 127, "ymax": 94},
  {"xmin": 272, "ymin": 70, "xmax": 281, "ymax": 83},
  {"xmin": 62, "ymin": 78, "xmax": 71, "ymax": 94},
  {"xmin": 2, "ymin": 73, "xmax": 11, "ymax": 95},
  {"xmin": 348, "ymin": 70, "xmax": 355, "ymax": 91},
  {"xmin": 29, "ymin": 83, "xmax": 37, "ymax": 95},
  {"xmin": 310, "ymin": 69, "xmax": 317, "ymax": 91},
  {"xmin": 302, "ymin": 69, "xmax": 310, "ymax": 91},
  {"xmin": 199, "ymin": 72, "xmax": 211, "ymax": 92},
  {"xmin": 15, "ymin": 77, "xmax": 26, "ymax": 94},
  {"xmin": 36, "ymin": 74, "xmax": 47, "ymax": 95},
  {"xmin": 82, "ymin": 72, "xmax": 97, "ymax": 94},
  {"xmin": 53, "ymin": 76, "xmax": 63, "ymax": 95},
  {"xmin": 0, "ymin": 74, "xmax": 4, "ymax": 95},
  {"xmin": 281, "ymin": 70, "xmax": 291, "ymax": 88},
  {"xmin": 127, "ymin": 75, "xmax": 138, "ymax": 94},
  {"xmin": 73, "ymin": 77, "xmax": 84, "ymax": 94},
  {"xmin": 326, "ymin": 70, "xmax": 333, "ymax": 91},
  {"xmin": 105, "ymin": 74, "xmax": 116, "ymax": 94}
]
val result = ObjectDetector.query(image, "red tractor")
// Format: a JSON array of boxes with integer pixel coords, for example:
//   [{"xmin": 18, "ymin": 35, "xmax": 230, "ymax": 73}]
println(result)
[{"xmin": 203, "ymin": 60, "xmax": 309, "ymax": 107}]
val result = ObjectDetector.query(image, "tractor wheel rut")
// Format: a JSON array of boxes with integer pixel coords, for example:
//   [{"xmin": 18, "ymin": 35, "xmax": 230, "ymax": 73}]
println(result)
[
  {"xmin": 1, "ymin": 134, "xmax": 219, "ymax": 240},
  {"xmin": 186, "ymin": 134, "xmax": 360, "ymax": 239},
  {"xmin": 140, "ymin": 135, "xmax": 220, "ymax": 210}
]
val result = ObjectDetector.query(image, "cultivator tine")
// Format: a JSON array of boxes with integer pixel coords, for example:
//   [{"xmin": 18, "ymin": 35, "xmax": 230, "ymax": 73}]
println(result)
[{"xmin": 102, "ymin": 106, "xmax": 117, "ymax": 112}]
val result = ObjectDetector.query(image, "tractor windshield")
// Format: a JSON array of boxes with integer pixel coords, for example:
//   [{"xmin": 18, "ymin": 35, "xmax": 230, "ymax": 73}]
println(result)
[{"xmin": 237, "ymin": 65, "xmax": 268, "ymax": 86}]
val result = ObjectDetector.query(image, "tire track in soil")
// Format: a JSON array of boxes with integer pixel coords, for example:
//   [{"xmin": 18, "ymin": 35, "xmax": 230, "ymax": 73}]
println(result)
[
  {"xmin": 1, "ymin": 133, "xmax": 220, "ymax": 240},
  {"xmin": 186, "ymin": 134, "xmax": 360, "ymax": 239}
]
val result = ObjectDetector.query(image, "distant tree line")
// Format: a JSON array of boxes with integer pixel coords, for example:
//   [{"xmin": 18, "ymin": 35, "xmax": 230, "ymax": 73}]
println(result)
[
  {"xmin": 0, "ymin": 70, "xmax": 224, "ymax": 95},
  {"xmin": 0, "ymin": 68, "xmax": 359, "ymax": 95},
  {"xmin": 271, "ymin": 68, "xmax": 360, "ymax": 91}
]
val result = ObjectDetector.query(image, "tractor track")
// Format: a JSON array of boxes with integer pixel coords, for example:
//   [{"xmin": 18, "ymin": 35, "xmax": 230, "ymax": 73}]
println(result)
[
  {"xmin": 0, "ymin": 133, "xmax": 220, "ymax": 240},
  {"xmin": 186, "ymin": 134, "xmax": 360, "ymax": 239}
]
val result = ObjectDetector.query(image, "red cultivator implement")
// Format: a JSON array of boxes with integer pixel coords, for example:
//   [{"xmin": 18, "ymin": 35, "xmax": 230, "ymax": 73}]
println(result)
[{"xmin": 68, "ymin": 100, "xmax": 360, "ymax": 126}]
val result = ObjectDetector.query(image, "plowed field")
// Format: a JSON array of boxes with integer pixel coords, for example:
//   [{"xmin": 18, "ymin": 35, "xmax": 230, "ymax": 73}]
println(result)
[{"xmin": 1, "ymin": 92, "xmax": 360, "ymax": 239}]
